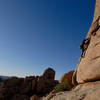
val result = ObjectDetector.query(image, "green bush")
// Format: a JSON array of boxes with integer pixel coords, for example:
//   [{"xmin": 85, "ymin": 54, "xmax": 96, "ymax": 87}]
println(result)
[{"xmin": 54, "ymin": 80, "xmax": 68, "ymax": 93}]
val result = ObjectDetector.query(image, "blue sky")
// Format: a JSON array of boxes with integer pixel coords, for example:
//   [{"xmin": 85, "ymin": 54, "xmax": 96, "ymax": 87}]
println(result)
[{"xmin": 0, "ymin": 0, "xmax": 95, "ymax": 79}]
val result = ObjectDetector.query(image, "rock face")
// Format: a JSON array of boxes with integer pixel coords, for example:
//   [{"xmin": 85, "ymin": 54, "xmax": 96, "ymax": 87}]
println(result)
[
  {"xmin": 30, "ymin": 95, "xmax": 38, "ymax": 100},
  {"xmin": 36, "ymin": 68, "xmax": 56, "ymax": 95},
  {"xmin": 0, "ymin": 68, "xmax": 56, "ymax": 100},
  {"xmin": 43, "ymin": 68, "xmax": 55, "ymax": 80},
  {"xmin": 41, "ymin": 1, "xmax": 100, "ymax": 100},
  {"xmin": 73, "ymin": 0, "xmax": 100, "ymax": 84},
  {"xmin": 59, "ymin": 71, "xmax": 74, "ymax": 90},
  {"xmin": 59, "ymin": 71, "xmax": 74, "ymax": 83},
  {"xmin": 42, "ymin": 81, "xmax": 100, "ymax": 100}
]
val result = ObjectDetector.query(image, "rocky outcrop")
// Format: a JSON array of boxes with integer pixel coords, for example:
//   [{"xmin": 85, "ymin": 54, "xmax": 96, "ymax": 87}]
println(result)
[
  {"xmin": 59, "ymin": 71, "xmax": 74, "ymax": 83},
  {"xmin": 0, "ymin": 68, "xmax": 56, "ymax": 100},
  {"xmin": 42, "ymin": 0, "xmax": 100, "ymax": 100},
  {"xmin": 42, "ymin": 81, "xmax": 100, "ymax": 100},
  {"xmin": 36, "ymin": 68, "xmax": 56, "ymax": 95},
  {"xmin": 59, "ymin": 71, "xmax": 74, "ymax": 90},
  {"xmin": 43, "ymin": 68, "xmax": 55, "ymax": 80},
  {"xmin": 72, "ymin": 0, "xmax": 100, "ymax": 84},
  {"xmin": 30, "ymin": 95, "xmax": 38, "ymax": 100}
]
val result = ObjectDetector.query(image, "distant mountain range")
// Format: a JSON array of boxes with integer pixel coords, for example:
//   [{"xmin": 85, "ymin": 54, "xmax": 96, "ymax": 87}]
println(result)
[{"xmin": 0, "ymin": 76, "xmax": 11, "ymax": 79}]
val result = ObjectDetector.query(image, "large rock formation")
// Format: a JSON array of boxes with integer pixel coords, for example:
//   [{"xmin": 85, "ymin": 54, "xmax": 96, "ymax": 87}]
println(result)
[
  {"xmin": 30, "ymin": 95, "xmax": 39, "ymax": 100},
  {"xmin": 36, "ymin": 68, "xmax": 56, "ymax": 95},
  {"xmin": 42, "ymin": 81, "xmax": 100, "ymax": 100},
  {"xmin": 0, "ymin": 68, "xmax": 56, "ymax": 100},
  {"xmin": 59, "ymin": 71, "xmax": 74, "ymax": 90},
  {"xmin": 41, "ymin": 0, "xmax": 100, "ymax": 100},
  {"xmin": 73, "ymin": 0, "xmax": 100, "ymax": 84},
  {"xmin": 59, "ymin": 71, "xmax": 74, "ymax": 83}
]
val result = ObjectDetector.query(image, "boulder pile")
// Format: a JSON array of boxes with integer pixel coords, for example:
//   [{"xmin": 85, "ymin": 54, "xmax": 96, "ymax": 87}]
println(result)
[{"xmin": 0, "ymin": 68, "xmax": 57, "ymax": 100}]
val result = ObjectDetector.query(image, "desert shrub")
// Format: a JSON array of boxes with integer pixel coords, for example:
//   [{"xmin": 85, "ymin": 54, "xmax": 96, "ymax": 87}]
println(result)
[{"xmin": 54, "ymin": 80, "xmax": 68, "ymax": 93}]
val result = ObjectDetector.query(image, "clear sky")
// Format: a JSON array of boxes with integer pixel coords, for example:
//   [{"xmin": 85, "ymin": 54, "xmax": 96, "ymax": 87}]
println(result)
[{"xmin": 0, "ymin": 0, "xmax": 95, "ymax": 79}]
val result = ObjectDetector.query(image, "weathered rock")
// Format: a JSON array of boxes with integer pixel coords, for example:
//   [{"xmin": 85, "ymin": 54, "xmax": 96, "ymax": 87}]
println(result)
[
  {"xmin": 36, "ymin": 68, "xmax": 56, "ymax": 95},
  {"xmin": 43, "ymin": 68, "xmax": 55, "ymax": 81},
  {"xmin": 36, "ymin": 76, "xmax": 46, "ymax": 94},
  {"xmin": 59, "ymin": 71, "xmax": 74, "ymax": 83},
  {"xmin": 11, "ymin": 94, "xmax": 30, "ymax": 100},
  {"xmin": 30, "ymin": 95, "xmax": 38, "ymax": 100},
  {"xmin": 73, "ymin": 0, "xmax": 100, "ymax": 84},
  {"xmin": 0, "ymin": 68, "xmax": 56, "ymax": 100},
  {"xmin": 59, "ymin": 71, "xmax": 74, "ymax": 90},
  {"xmin": 11, "ymin": 94, "xmax": 29, "ymax": 100},
  {"xmin": 4, "ymin": 77, "xmax": 23, "ymax": 87},
  {"xmin": 42, "ymin": 81, "xmax": 100, "ymax": 100},
  {"xmin": 21, "ymin": 76, "xmax": 36, "ymax": 95}
]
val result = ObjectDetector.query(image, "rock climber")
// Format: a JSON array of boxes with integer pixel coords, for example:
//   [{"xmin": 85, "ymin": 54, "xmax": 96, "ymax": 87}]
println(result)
[{"xmin": 80, "ymin": 38, "xmax": 90, "ymax": 57}]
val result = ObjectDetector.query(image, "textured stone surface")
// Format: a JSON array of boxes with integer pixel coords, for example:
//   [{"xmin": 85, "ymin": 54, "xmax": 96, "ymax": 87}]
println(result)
[
  {"xmin": 73, "ymin": 0, "xmax": 100, "ymax": 84},
  {"xmin": 59, "ymin": 71, "xmax": 74, "ymax": 90},
  {"xmin": 43, "ymin": 68, "xmax": 55, "ymax": 81},
  {"xmin": 30, "ymin": 95, "xmax": 38, "ymax": 100},
  {"xmin": 42, "ymin": 81, "xmax": 100, "ymax": 100},
  {"xmin": 36, "ymin": 68, "xmax": 56, "ymax": 95},
  {"xmin": 0, "ymin": 68, "xmax": 56, "ymax": 100}
]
